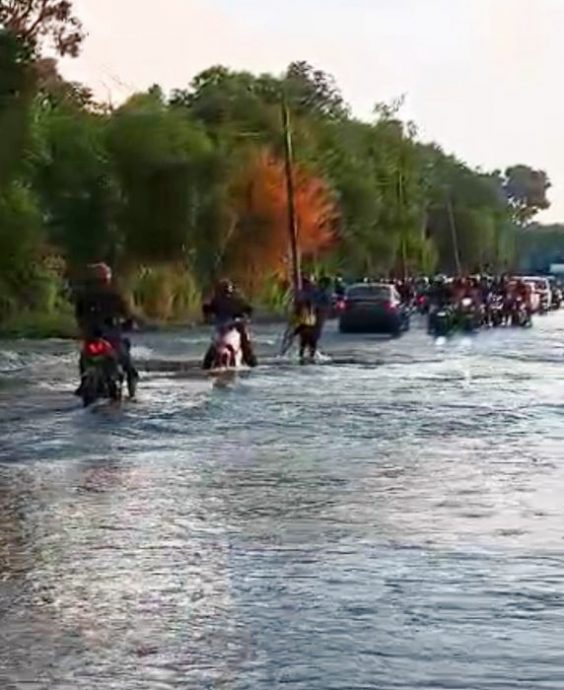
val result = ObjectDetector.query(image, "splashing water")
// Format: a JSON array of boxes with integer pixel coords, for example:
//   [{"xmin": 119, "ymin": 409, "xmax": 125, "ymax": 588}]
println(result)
[{"xmin": 1, "ymin": 317, "xmax": 564, "ymax": 689}]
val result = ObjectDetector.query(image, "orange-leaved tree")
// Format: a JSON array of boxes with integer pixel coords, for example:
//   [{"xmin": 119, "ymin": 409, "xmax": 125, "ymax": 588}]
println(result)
[{"xmin": 223, "ymin": 148, "xmax": 338, "ymax": 296}]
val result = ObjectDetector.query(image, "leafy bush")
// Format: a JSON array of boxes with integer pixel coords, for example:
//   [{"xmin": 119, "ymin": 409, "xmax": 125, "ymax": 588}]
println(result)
[{"xmin": 128, "ymin": 264, "xmax": 202, "ymax": 322}]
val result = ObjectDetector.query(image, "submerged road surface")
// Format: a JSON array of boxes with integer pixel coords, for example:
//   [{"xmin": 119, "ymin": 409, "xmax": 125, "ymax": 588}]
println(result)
[{"xmin": 2, "ymin": 317, "xmax": 564, "ymax": 689}]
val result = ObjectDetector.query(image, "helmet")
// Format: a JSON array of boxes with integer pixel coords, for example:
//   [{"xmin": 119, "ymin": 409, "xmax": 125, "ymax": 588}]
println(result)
[
  {"xmin": 218, "ymin": 278, "xmax": 234, "ymax": 296},
  {"xmin": 88, "ymin": 262, "xmax": 112, "ymax": 284},
  {"xmin": 301, "ymin": 273, "xmax": 315, "ymax": 290}
]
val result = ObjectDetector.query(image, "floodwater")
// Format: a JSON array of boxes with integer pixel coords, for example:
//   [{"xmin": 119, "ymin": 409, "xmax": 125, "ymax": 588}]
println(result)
[{"xmin": 2, "ymin": 317, "xmax": 564, "ymax": 689}]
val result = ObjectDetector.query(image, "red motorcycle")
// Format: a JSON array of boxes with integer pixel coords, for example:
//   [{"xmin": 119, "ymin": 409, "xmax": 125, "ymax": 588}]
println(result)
[{"xmin": 79, "ymin": 337, "xmax": 124, "ymax": 407}]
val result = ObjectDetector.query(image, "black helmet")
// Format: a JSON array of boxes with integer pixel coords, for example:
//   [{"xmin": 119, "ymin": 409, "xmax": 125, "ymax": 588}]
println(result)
[{"xmin": 218, "ymin": 278, "xmax": 234, "ymax": 296}]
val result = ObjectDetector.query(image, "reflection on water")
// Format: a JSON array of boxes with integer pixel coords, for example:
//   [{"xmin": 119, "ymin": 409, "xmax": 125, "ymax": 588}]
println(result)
[{"xmin": 2, "ymin": 319, "xmax": 564, "ymax": 688}]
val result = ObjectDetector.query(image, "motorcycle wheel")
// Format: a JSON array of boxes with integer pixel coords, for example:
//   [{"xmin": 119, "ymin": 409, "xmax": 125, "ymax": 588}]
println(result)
[
  {"xmin": 107, "ymin": 377, "xmax": 123, "ymax": 403},
  {"xmin": 434, "ymin": 319, "xmax": 448, "ymax": 337},
  {"xmin": 81, "ymin": 371, "xmax": 99, "ymax": 408}
]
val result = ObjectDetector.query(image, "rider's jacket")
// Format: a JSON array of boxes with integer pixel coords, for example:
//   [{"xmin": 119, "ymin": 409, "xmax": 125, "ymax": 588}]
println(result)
[
  {"xmin": 202, "ymin": 294, "xmax": 253, "ymax": 326},
  {"xmin": 294, "ymin": 301, "xmax": 317, "ymax": 328},
  {"xmin": 74, "ymin": 284, "xmax": 130, "ymax": 338}
]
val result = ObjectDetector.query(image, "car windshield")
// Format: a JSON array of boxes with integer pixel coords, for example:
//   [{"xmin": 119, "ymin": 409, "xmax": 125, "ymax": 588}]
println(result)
[
  {"xmin": 524, "ymin": 278, "xmax": 547, "ymax": 290},
  {"xmin": 347, "ymin": 285, "xmax": 391, "ymax": 300}
]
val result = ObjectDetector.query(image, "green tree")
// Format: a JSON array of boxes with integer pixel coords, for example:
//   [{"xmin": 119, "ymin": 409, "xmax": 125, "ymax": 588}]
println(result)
[
  {"xmin": 0, "ymin": 0, "xmax": 84, "ymax": 56},
  {"xmin": 171, "ymin": 66, "xmax": 281, "ymax": 147},
  {"xmin": 32, "ymin": 96, "xmax": 119, "ymax": 264},
  {"xmin": 422, "ymin": 146, "xmax": 514, "ymax": 272},
  {"xmin": 285, "ymin": 61, "xmax": 349, "ymax": 120},
  {"xmin": 107, "ymin": 89, "xmax": 216, "ymax": 268},
  {"xmin": 504, "ymin": 165, "xmax": 551, "ymax": 225},
  {"xmin": 0, "ymin": 45, "xmax": 554, "ymax": 328},
  {"xmin": 0, "ymin": 182, "xmax": 42, "ymax": 316},
  {"xmin": 0, "ymin": 30, "xmax": 36, "ymax": 186}
]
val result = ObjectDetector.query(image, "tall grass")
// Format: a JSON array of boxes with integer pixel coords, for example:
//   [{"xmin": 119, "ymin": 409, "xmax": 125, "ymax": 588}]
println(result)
[
  {"xmin": 0, "ymin": 254, "xmax": 77, "ymax": 338},
  {"xmin": 254, "ymin": 276, "xmax": 293, "ymax": 319},
  {"xmin": 0, "ymin": 259, "xmax": 297, "ymax": 337},
  {"xmin": 127, "ymin": 264, "xmax": 202, "ymax": 323},
  {"xmin": 0, "ymin": 308, "xmax": 76, "ymax": 339}
]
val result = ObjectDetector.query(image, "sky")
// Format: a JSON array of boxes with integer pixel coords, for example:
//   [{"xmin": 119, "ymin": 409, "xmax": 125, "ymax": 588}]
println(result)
[{"xmin": 61, "ymin": 0, "xmax": 564, "ymax": 222}]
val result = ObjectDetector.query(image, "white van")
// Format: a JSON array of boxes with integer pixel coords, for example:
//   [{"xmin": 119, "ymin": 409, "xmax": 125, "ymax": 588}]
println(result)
[{"xmin": 523, "ymin": 277, "xmax": 552, "ymax": 313}]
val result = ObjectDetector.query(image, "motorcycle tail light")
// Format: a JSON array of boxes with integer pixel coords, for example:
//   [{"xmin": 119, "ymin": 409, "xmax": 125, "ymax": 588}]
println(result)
[{"xmin": 84, "ymin": 339, "xmax": 113, "ymax": 357}]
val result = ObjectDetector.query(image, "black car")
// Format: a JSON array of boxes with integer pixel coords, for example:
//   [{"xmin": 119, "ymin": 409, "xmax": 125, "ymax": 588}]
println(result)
[
  {"xmin": 339, "ymin": 283, "xmax": 410, "ymax": 335},
  {"xmin": 548, "ymin": 277, "xmax": 563, "ymax": 309}
]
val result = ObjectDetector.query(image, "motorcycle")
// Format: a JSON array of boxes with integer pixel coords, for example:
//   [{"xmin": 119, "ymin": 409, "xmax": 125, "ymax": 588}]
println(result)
[
  {"xmin": 510, "ymin": 297, "xmax": 532, "ymax": 328},
  {"xmin": 205, "ymin": 319, "xmax": 246, "ymax": 370},
  {"xmin": 456, "ymin": 297, "xmax": 481, "ymax": 333},
  {"xmin": 428, "ymin": 304, "xmax": 454, "ymax": 337},
  {"xmin": 79, "ymin": 337, "xmax": 124, "ymax": 408},
  {"xmin": 487, "ymin": 295, "xmax": 504, "ymax": 328},
  {"xmin": 330, "ymin": 295, "xmax": 346, "ymax": 319},
  {"xmin": 415, "ymin": 293, "xmax": 430, "ymax": 315}
]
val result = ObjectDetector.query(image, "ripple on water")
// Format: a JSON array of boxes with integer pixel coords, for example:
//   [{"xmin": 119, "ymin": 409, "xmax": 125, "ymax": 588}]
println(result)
[{"xmin": 2, "ymin": 319, "xmax": 564, "ymax": 688}]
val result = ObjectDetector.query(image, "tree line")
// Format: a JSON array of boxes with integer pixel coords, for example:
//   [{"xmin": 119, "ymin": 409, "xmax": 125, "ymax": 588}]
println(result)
[{"xmin": 0, "ymin": 0, "xmax": 553, "ymax": 329}]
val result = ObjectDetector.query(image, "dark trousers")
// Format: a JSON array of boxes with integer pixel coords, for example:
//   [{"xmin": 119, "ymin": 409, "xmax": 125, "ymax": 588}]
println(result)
[{"xmin": 294, "ymin": 324, "xmax": 318, "ymax": 361}]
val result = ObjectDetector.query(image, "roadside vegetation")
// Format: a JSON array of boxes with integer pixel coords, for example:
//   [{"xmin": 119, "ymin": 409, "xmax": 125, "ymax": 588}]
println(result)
[{"xmin": 0, "ymin": 0, "xmax": 553, "ymax": 336}]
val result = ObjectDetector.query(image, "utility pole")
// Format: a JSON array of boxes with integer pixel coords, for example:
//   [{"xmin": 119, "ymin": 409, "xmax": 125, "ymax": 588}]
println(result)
[
  {"xmin": 281, "ymin": 97, "xmax": 301, "ymax": 300},
  {"xmin": 398, "ymin": 170, "xmax": 408, "ymax": 281},
  {"xmin": 446, "ymin": 193, "xmax": 462, "ymax": 275}
]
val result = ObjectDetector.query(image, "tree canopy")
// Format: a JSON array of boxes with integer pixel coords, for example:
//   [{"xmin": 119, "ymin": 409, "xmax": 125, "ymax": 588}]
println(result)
[
  {"xmin": 0, "ymin": 24, "xmax": 555, "ymax": 324},
  {"xmin": 0, "ymin": 0, "xmax": 84, "ymax": 56}
]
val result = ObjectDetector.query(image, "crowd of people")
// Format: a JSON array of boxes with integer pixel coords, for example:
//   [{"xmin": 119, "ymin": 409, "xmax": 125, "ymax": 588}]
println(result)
[
  {"xmin": 352, "ymin": 272, "xmax": 564, "ymax": 334},
  {"xmin": 70, "ymin": 263, "xmax": 562, "ymax": 404}
]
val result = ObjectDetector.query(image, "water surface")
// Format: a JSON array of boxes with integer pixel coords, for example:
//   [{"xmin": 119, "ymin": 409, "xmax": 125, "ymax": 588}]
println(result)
[{"xmin": 1, "ymin": 318, "xmax": 564, "ymax": 689}]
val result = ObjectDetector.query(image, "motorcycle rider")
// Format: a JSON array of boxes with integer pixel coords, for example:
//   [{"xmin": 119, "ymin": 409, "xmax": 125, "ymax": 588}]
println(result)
[
  {"xmin": 427, "ymin": 275, "xmax": 452, "ymax": 333},
  {"xmin": 202, "ymin": 279, "xmax": 257, "ymax": 369},
  {"xmin": 292, "ymin": 292, "xmax": 318, "ymax": 364},
  {"xmin": 430, "ymin": 275, "xmax": 452, "ymax": 309},
  {"xmin": 314, "ymin": 275, "xmax": 333, "ymax": 342},
  {"xmin": 74, "ymin": 262, "xmax": 139, "ymax": 399},
  {"xmin": 396, "ymin": 278, "xmax": 414, "ymax": 306},
  {"xmin": 415, "ymin": 276, "xmax": 430, "ymax": 313},
  {"xmin": 452, "ymin": 276, "xmax": 468, "ymax": 305},
  {"xmin": 517, "ymin": 279, "xmax": 533, "ymax": 319},
  {"xmin": 334, "ymin": 274, "xmax": 346, "ymax": 299},
  {"xmin": 279, "ymin": 275, "xmax": 319, "ymax": 359},
  {"xmin": 497, "ymin": 275, "xmax": 513, "ymax": 324}
]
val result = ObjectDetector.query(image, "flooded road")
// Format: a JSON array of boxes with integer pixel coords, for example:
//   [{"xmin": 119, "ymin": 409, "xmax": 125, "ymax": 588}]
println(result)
[{"xmin": 2, "ymin": 317, "xmax": 564, "ymax": 689}]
